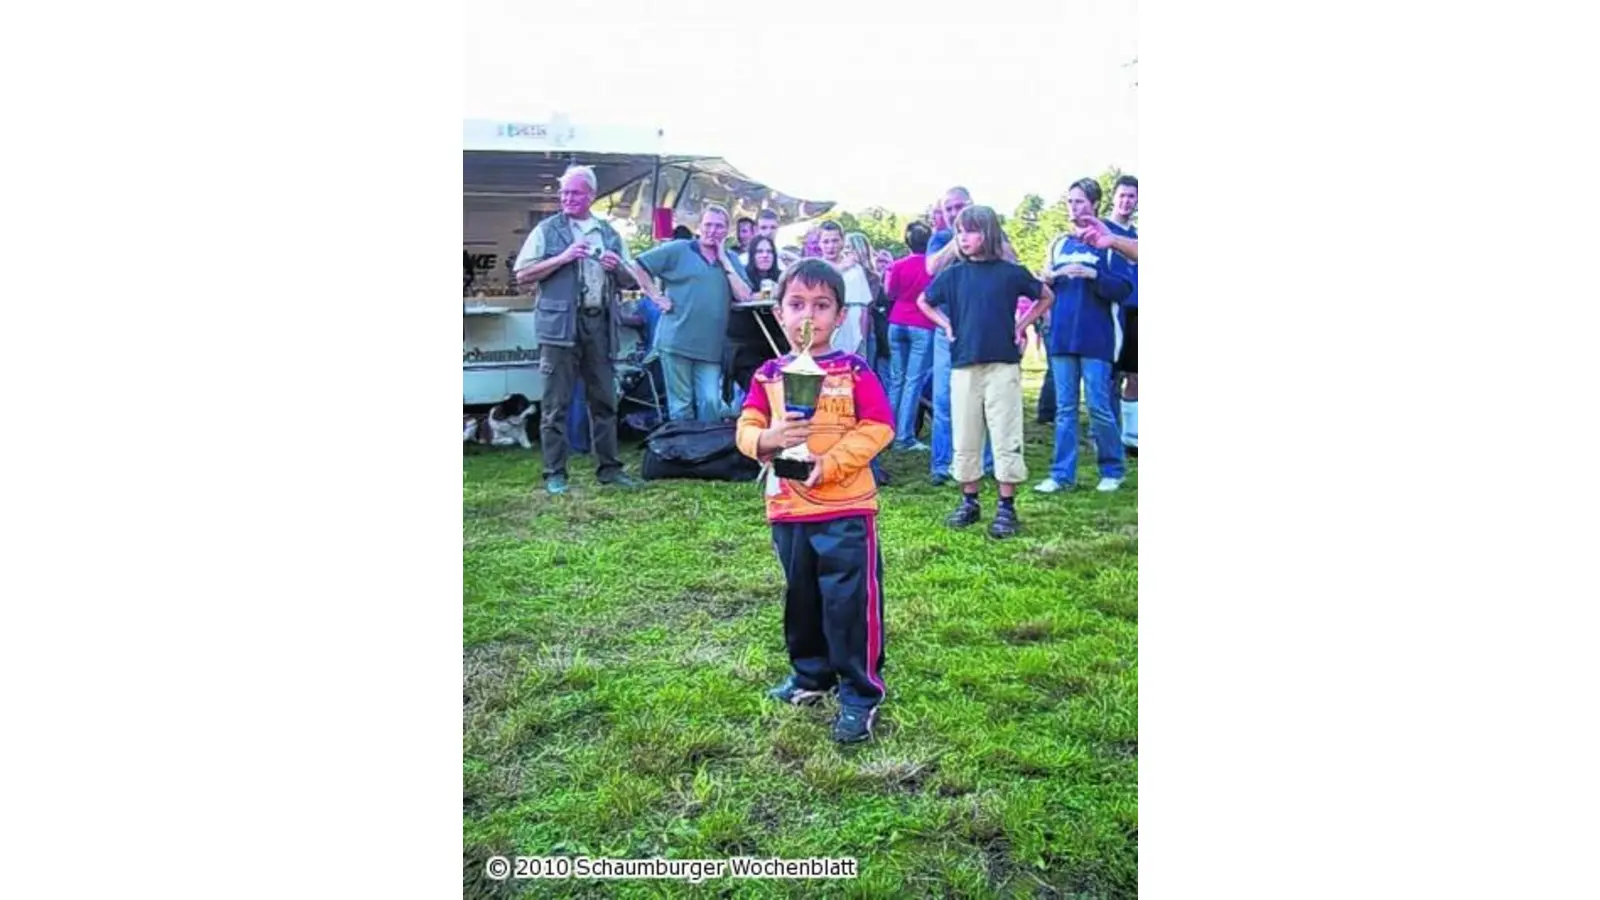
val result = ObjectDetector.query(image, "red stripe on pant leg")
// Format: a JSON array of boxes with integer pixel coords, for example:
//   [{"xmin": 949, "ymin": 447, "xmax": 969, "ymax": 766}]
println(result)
[{"xmin": 864, "ymin": 517, "xmax": 886, "ymax": 699}]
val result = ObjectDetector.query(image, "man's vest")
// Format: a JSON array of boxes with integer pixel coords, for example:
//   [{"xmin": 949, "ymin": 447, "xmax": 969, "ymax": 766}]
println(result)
[{"xmin": 532, "ymin": 214, "xmax": 628, "ymax": 350}]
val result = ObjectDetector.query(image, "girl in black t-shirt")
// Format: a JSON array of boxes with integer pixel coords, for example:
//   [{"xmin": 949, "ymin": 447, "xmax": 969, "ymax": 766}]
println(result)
[{"xmin": 918, "ymin": 206, "xmax": 1054, "ymax": 538}]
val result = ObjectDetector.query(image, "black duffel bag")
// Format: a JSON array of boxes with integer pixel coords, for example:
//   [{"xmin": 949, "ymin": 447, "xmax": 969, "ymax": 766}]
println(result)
[{"xmin": 640, "ymin": 419, "xmax": 762, "ymax": 482}]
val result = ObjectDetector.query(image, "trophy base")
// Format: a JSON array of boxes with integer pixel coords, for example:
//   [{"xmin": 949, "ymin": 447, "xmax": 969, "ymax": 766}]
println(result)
[{"xmin": 772, "ymin": 456, "xmax": 815, "ymax": 481}]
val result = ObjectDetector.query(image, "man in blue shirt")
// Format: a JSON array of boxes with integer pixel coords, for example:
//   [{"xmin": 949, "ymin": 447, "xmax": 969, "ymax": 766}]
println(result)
[{"xmin": 631, "ymin": 205, "xmax": 753, "ymax": 422}]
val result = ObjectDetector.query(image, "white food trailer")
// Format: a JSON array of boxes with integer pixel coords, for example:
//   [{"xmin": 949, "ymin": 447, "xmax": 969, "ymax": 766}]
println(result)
[{"xmin": 463, "ymin": 116, "xmax": 833, "ymax": 410}]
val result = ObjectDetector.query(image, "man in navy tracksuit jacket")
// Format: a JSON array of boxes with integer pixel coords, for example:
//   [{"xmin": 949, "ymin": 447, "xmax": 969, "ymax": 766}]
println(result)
[{"xmin": 1105, "ymin": 175, "xmax": 1139, "ymax": 450}]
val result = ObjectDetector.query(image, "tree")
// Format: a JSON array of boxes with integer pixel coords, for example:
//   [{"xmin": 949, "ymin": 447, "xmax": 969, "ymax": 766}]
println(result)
[
  {"xmin": 626, "ymin": 231, "xmax": 657, "ymax": 258},
  {"xmin": 1004, "ymin": 168, "xmax": 1135, "ymax": 268},
  {"xmin": 832, "ymin": 207, "xmax": 908, "ymax": 256}
]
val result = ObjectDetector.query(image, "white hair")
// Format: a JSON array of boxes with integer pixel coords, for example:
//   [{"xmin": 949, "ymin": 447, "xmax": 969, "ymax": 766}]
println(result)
[{"xmin": 559, "ymin": 165, "xmax": 598, "ymax": 193}]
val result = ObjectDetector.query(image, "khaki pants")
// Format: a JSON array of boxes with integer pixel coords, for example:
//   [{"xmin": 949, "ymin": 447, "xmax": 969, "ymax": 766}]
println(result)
[{"xmin": 950, "ymin": 363, "xmax": 1027, "ymax": 484}]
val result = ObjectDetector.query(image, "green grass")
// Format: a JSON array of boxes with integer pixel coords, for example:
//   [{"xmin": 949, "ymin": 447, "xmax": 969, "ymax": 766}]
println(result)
[{"xmin": 464, "ymin": 364, "xmax": 1137, "ymax": 899}]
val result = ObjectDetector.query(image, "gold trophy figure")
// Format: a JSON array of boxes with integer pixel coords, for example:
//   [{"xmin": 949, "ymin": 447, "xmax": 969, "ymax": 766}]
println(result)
[{"xmin": 773, "ymin": 318, "xmax": 825, "ymax": 481}]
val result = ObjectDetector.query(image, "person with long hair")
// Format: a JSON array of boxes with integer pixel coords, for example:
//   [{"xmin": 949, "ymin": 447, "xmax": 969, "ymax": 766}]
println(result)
[
  {"xmin": 724, "ymin": 234, "xmax": 785, "ymax": 394},
  {"xmin": 802, "ymin": 226, "xmax": 823, "ymax": 259},
  {"xmin": 823, "ymin": 226, "xmax": 891, "ymax": 486},
  {"xmin": 818, "ymin": 223, "xmax": 871, "ymax": 357},
  {"xmin": 843, "ymin": 232, "xmax": 890, "ymax": 384},
  {"xmin": 916, "ymin": 205, "xmax": 1053, "ymax": 538}
]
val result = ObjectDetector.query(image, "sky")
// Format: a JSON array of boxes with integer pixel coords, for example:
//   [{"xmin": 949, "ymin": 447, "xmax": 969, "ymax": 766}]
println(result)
[{"xmin": 465, "ymin": 0, "xmax": 1137, "ymax": 217}]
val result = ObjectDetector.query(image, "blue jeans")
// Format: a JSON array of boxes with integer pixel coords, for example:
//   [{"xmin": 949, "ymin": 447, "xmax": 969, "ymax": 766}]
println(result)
[
  {"xmin": 857, "ymin": 328, "xmax": 890, "ymax": 483},
  {"xmin": 661, "ymin": 350, "xmax": 724, "ymax": 422},
  {"xmin": 931, "ymin": 333, "xmax": 992, "ymax": 478},
  {"xmin": 886, "ymin": 324, "xmax": 934, "ymax": 448},
  {"xmin": 1049, "ymin": 355, "xmax": 1125, "ymax": 483},
  {"xmin": 1037, "ymin": 365, "xmax": 1056, "ymax": 423},
  {"xmin": 868, "ymin": 325, "xmax": 892, "ymax": 394}
]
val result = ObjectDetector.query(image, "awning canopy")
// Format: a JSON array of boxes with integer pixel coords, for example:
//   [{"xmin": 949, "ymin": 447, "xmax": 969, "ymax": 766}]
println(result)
[
  {"xmin": 603, "ymin": 157, "xmax": 835, "ymax": 227},
  {"xmin": 463, "ymin": 118, "xmax": 833, "ymax": 227}
]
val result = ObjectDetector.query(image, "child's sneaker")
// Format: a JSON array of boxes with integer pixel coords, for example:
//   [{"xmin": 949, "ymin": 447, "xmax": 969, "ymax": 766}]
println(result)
[
  {"xmin": 945, "ymin": 502, "xmax": 981, "ymax": 528},
  {"xmin": 831, "ymin": 706, "xmax": 877, "ymax": 744},
  {"xmin": 767, "ymin": 676, "xmax": 830, "ymax": 706},
  {"xmin": 989, "ymin": 505, "xmax": 1020, "ymax": 539},
  {"xmin": 1033, "ymin": 477, "xmax": 1069, "ymax": 493},
  {"xmin": 1096, "ymin": 477, "xmax": 1123, "ymax": 493}
]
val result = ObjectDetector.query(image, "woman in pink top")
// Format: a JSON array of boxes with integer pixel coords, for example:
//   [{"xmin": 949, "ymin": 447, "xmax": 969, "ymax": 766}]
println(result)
[{"xmin": 883, "ymin": 220, "xmax": 937, "ymax": 451}]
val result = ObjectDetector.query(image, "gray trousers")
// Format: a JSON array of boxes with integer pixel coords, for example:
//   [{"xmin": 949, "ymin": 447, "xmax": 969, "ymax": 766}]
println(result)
[{"xmin": 539, "ymin": 308, "xmax": 621, "ymax": 480}]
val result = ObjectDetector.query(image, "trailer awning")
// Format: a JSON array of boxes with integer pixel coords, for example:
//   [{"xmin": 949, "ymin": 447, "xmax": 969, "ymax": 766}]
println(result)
[{"xmin": 463, "ymin": 118, "xmax": 833, "ymax": 227}]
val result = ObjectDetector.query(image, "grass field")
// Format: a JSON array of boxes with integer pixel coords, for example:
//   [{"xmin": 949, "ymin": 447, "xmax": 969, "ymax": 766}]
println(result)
[{"xmin": 464, "ymin": 365, "xmax": 1138, "ymax": 898}]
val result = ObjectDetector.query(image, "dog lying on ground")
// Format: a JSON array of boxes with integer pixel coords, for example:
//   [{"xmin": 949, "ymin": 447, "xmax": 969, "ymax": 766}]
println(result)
[{"xmin": 464, "ymin": 394, "xmax": 535, "ymax": 449}]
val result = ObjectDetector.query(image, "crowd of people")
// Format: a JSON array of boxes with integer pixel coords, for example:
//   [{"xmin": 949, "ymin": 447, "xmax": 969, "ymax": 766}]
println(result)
[
  {"xmin": 503, "ymin": 164, "xmax": 1140, "ymax": 743},
  {"xmin": 508, "ymin": 165, "xmax": 1140, "ymax": 512}
]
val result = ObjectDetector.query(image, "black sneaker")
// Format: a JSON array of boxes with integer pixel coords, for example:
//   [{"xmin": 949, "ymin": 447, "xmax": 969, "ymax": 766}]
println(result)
[
  {"xmin": 989, "ymin": 505, "xmax": 1020, "ymax": 539},
  {"xmin": 598, "ymin": 471, "xmax": 642, "ymax": 488},
  {"xmin": 831, "ymin": 706, "xmax": 878, "ymax": 744},
  {"xmin": 767, "ymin": 676, "xmax": 831, "ymax": 706},
  {"xmin": 946, "ymin": 502, "xmax": 981, "ymax": 529}
]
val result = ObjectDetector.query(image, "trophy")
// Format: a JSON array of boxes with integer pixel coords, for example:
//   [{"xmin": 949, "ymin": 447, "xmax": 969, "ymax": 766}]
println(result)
[{"xmin": 772, "ymin": 318, "xmax": 825, "ymax": 481}]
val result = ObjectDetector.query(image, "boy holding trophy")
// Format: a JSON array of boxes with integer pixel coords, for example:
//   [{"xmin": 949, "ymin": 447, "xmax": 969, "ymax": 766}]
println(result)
[{"xmin": 735, "ymin": 259, "xmax": 896, "ymax": 744}]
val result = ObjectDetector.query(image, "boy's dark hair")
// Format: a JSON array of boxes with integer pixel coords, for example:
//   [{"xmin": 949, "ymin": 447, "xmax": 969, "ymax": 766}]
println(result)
[
  {"xmin": 1071, "ymin": 178, "xmax": 1104, "ymax": 207},
  {"xmin": 1114, "ymin": 175, "xmax": 1138, "ymax": 191},
  {"xmin": 671, "ymin": 225, "xmax": 693, "ymax": 241},
  {"xmin": 905, "ymin": 221, "xmax": 932, "ymax": 254},
  {"xmin": 757, "ymin": 209, "xmax": 780, "ymax": 221},
  {"xmin": 775, "ymin": 258, "xmax": 844, "ymax": 310},
  {"xmin": 818, "ymin": 220, "xmax": 844, "ymax": 235},
  {"xmin": 952, "ymin": 205, "xmax": 1006, "ymax": 260},
  {"xmin": 736, "ymin": 216, "xmax": 756, "ymax": 229}
]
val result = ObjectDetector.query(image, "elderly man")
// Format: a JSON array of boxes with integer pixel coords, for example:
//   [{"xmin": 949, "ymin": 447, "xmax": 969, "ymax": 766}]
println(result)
[
  {"xmin": 631, "ymin": 203, "xmax": 754, "ymax": 422},
  {"xmin": 513, "ymin": 165, "xmax": 643, "ymax": 496}
]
